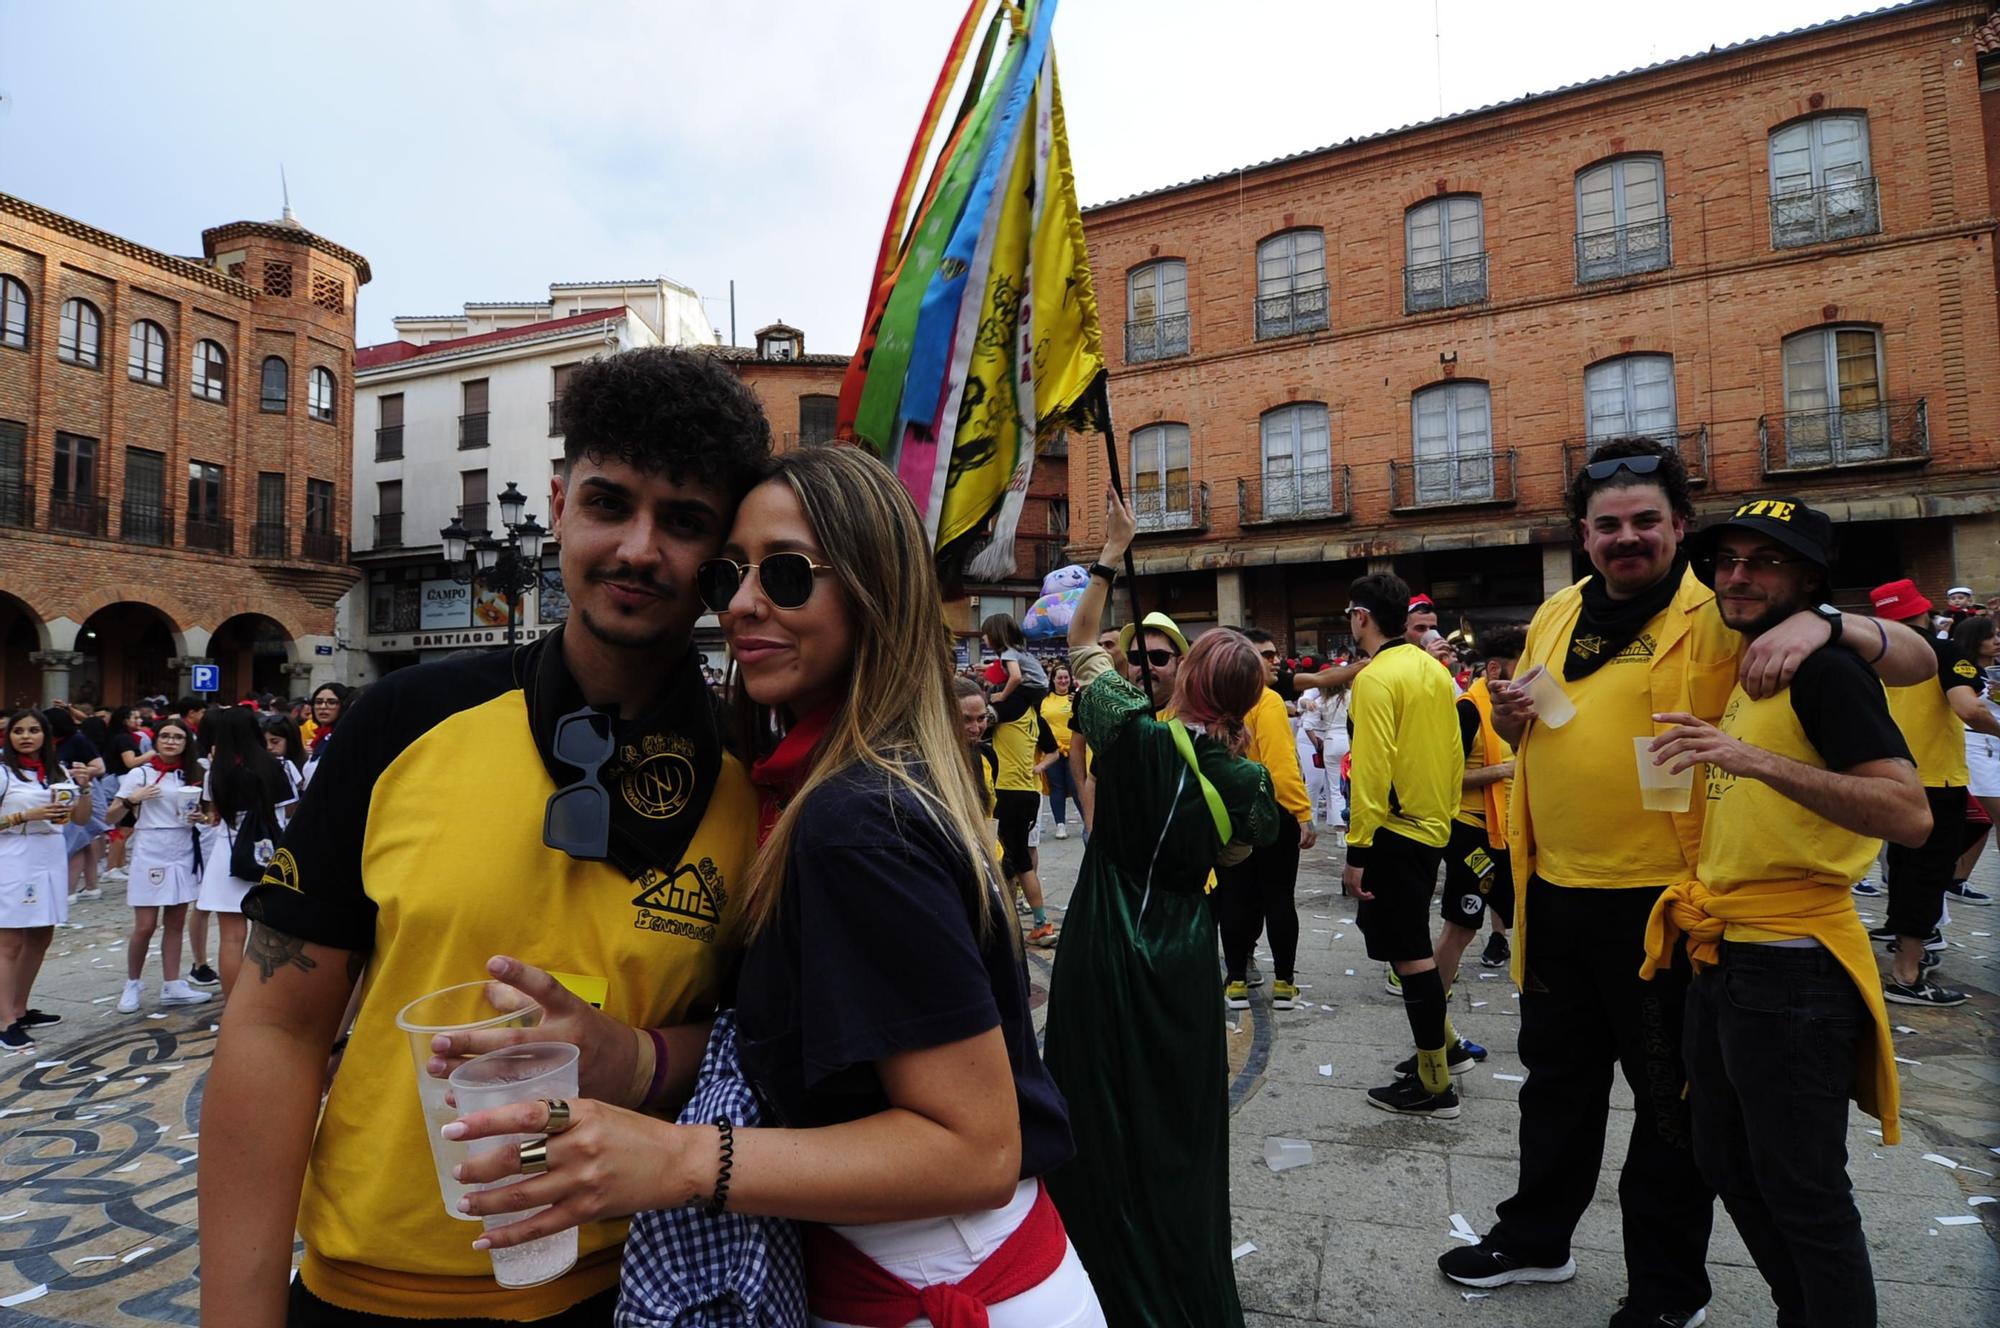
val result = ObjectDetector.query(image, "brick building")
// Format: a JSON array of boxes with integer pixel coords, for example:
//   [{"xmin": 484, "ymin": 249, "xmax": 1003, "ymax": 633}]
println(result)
[
  {"xmin": 1071, "ymin": 0, "xmax": 2000, "ymax": 657},
  {"xmin": 0, "ymin": 193, "xmax": 368, "ymax": 706}
]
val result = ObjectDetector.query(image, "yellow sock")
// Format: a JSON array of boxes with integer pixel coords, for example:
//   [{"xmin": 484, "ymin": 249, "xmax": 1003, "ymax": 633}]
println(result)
[
  {"xmin": 1416, "ymin": 1045, "xmax": 1452, "ymax": 1096},
  {"xmin": 1442, "ymin": 1009, "xmax": 1459, "ymax": 1048}
]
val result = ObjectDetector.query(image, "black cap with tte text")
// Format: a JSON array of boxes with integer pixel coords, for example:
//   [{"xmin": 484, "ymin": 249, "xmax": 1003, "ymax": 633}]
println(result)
[{"xmin": 1694, "ymin": 496, "xmax": 1834, "ymax": 580}]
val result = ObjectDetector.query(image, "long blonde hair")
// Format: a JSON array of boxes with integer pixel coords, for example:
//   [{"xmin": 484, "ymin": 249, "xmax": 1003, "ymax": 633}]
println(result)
[{"xmin": 735, "ymin": 446, "xmax": 1000, "ymax": 938}]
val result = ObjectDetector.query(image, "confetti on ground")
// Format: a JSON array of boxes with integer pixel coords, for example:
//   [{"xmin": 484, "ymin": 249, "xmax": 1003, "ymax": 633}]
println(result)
[
  {"xmin": 1935, "ymin": 1215, "xmax": 1980, "ymax": 1226},
  {"xmin": 1471, "ymin": 1001, "xmax": 1488, "ymax": 1008},
  {"xmin": 0, "ymin": 1285, "xmax": 48, "ymax": 1307},
  {"xmin": 119, "ymin": 1246, "xmax": 154, "ymax": 1264},
  {"xmin": 114, "ymin": 1162, "xmax": 140, "ymax": 1173},
  {"xmin": 1868, "ymin": 1129, "xmax": 1884, "ymax": 1138},
  {"xmin": 1493, "ymin": 1073, "xmax": 1524, "ymax": 1082},
  {"xmin": 1971, "ymin": 931, "xmax": 1991, "ymax": 937},
  {"xmin": 1510, "ymin": 992, "xmax": 1520, "ymax": 1000},
  {"xmin": 1231, "ymin": 1241, "xmax": 1256, "ymax": 1261},
  {"xmin": 1312, "ymin": 914, "xmax": 1330, "ymax": 920},
  {"xmin": 1922, "ymin": 1154, "xmax": 1960, "ymax": 1170},
  {"xmin": 1318, "ymin": 1064, "xmax": 1333, "ymax": 1077},
  {"xmin": 178, "ymin": 1133, "xmax": 198, "ymax": 1140},
  {"xmin": 71, "ymin": 1255, "xmax": 115, "ymax": 1265},
  {"xmin": 31, "ymin": 1061, "xmax": 60, "ymax": 1069},
  {"xmin": 1970, "ymin": 1197, "xmax": 1996, "ymax": 1206},
  {"xmin": 1894, "ymin": 1056, "xmax": 1921, "ymax": 1066},
  {"xmin": 0, "ymin": 1211, "xmax": 28, "ymax": 1221},
  {"xmin": 146, "ymin": 1013, "xmax": 168, "ymax": 1021},
  {"xmin": 1311, "ymin": 928, "xmax": 1329, "ymax": 934},
  {"xmin": 1334, "ymin": 932, "xmax": 1345, "ymax": 939},
  {"xmin": 1339, "ymin": 918, "xmax": 1353, "ymax": 925},
  {"xmin": 1446, "ymin": 1213, "xmax": 1479, "ymax": 1244},
  {"xmin": 1895, "ymin": 1026, "xmax": 1916, "ymax": 1034},
  {"xmin": 1463, "ymin": 1292, "xmax": 1490, "ymax": 1301},
  {"xmin": 1344, "ymin": 969, "xmax": 1356, "ymax": 976}
]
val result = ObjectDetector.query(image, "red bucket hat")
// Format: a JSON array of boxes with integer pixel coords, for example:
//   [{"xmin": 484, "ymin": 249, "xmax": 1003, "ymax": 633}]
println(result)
[{"xmin": 1869, "ymin": 579, "xmax": 1933, "ymax": 621}]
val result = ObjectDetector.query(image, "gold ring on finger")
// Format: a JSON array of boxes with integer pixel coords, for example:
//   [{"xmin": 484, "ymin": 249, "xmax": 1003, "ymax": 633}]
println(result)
[
  {"xmin": 519, "ymin": 1137, "xmax": 550, "ymax": 1175},
  {"xmin": 543, "ymin": 1098, "xmax": 573, "ymax": 1135}
]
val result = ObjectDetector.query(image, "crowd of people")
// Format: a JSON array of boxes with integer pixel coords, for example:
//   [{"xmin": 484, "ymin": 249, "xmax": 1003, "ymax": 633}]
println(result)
[
  {"xmin": 0, "ymin": 682, "xmax": 352, "ymax": 1048},
  {"xmin": 0, "ymin": 347, "xmax": 1983, "ymax": 1328}
]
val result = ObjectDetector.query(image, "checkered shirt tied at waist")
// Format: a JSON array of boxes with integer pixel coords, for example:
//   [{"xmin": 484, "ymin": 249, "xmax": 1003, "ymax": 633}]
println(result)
[{"xmin": 616, "ymin": 1011, "xmax": 806, "ymax": 1327}]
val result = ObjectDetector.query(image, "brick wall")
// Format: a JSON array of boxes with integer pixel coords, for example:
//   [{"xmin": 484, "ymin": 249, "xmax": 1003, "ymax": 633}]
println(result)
[{"xmin": 1070, "ymin": 2, "xmax": 2000, "ymax": 576}]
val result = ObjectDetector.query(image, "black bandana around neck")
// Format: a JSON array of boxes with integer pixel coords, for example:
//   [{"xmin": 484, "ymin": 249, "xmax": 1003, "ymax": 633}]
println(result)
[
  {"xmin": 517, "ymin": 624, "xmax": 722, "ymax": 881},
  {"xmin": 1566, "ymin": 552, "xmax": 1688, "ymax": 682}
]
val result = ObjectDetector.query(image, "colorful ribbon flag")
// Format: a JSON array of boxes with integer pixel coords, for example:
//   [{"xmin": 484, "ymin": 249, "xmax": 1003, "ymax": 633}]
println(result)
[{"xmin": 839, "ymin": 0, "xmax": 1105, "ymax": 584}]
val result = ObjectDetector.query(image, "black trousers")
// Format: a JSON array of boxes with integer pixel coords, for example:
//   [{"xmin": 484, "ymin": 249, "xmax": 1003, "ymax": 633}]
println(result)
[
  {"xmin": 1488, "ymin": 876, "xmax": 1714, "ymax": 1314},
  {"xmin": 1884, "ymin": 785, "xmax": 1967, "ymax": 939},
  {"xmin": 1214, "ymin": 816, "xmax": 1303, "ymax": 983},
  {"xmin": 289, "ymin": 1280, "xmax": 616, "ymax": 1326},
  {"xmin": 1687, "ymin": 943, "xmax": 1875, "ymax": 1328}
]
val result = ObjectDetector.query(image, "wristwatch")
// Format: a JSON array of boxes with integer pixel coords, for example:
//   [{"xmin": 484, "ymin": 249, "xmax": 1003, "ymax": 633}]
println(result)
[{"xmin": 1811, "ymin": 603, "xmax": 1842, "ymax": 643}]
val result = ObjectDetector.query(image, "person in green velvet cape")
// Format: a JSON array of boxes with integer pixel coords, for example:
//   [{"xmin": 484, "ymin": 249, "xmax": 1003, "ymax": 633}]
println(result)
[{"xmin": 1043, "ymin": 489, "xmax": 1282, "ymax": 1328}]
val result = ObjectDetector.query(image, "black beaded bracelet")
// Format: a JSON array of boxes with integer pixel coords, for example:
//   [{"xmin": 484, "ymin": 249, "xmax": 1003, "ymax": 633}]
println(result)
[{"xmin": 705, "ymin": 1117, "xmax": 735, "ymax": 1214}]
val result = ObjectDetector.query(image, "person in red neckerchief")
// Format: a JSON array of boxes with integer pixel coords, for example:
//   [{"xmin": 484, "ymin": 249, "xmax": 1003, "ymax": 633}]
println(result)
[
  {"xmin": 102, "ymin": 717, "xmax": 213, "ymax": 1015},
  {"xmin": 0, "ymin": 708, "xmax": 89, "ymax": 1049}
]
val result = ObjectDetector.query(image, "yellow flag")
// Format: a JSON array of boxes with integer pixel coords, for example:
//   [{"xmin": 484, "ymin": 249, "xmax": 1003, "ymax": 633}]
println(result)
[{"xmin": 1029, "ymin": 62, "xmax": 1103, "ymax": 434}]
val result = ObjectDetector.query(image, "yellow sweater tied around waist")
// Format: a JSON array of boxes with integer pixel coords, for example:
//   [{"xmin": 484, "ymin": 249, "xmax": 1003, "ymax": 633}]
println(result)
[{"xmin": 1639, "ymin": 877, "xmax": 1901, "ymax": 1144}]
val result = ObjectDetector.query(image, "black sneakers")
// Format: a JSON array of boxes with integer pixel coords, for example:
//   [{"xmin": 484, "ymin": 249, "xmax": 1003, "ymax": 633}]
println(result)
[
  {"xmin": 1945, "ymin": 879, "xmax": 1993, "ymax": 906},
  {"xmin": 1884, "ymin": 978, "xmax": 1968, "ymax": 1007},
  {"xmin": 188, "ymin": 964, "xmax": 221, "ymax": 987},
  {"xmin": 1366, "ymin": 1074, "xmax": 1461, "ymax": 1119},
  {"xmin": 0, "ymin": 1022, "xmax": 34, "ymax": 1051},
  {"xmin": 1479, "ymin": 931, "xmax": 1510, "ymax": 968},
  {"xmin": 1609, "ymin": 1298, "xmax": 1709, "ymax": 1327},
  {"xmin": 17, "ymin": 1009, "xmax": 60, "ymax": 1028},
  {"xmin": 1394, "ymin": 1040, "xmax": 1488, "ymax": 1078},
  {"xmin": 1436, "ymin": 1239, "xmax": 1577, "ymax": 1288}
]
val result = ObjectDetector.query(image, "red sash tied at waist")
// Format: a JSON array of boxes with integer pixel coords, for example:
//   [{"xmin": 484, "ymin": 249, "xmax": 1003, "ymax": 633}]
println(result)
[{"xmin": 804, "ymin": 1182, "xmax": 1066, "ymax": 1328}]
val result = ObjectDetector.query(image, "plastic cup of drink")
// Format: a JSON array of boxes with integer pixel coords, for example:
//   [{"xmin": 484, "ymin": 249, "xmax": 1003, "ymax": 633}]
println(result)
[
  {"xmin": 47, "ymin": 782, "xmax": 78, "ymax": 808},
  {"xmin": 395, "ymin": 981, "xmax": 543, "ymax": 1221},
  {"xmin": 1634, "ymin": 736, "xmax": 1694, "ymax": 814},
  {"xmin": 1512, "ymin": 665, "xmax": 1577, "ymax": 729},
  {"xmin": 448, "ymin": 1042, "xmax": 581, "ymax": 1288},
  {"xmin": 172, "ymin": 787, "xmax": 203, "ymax": 824}
]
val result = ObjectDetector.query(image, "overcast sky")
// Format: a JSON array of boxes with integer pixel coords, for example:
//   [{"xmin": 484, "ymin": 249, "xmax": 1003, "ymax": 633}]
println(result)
[{"xmin": 1, "ymin": 0, "xmax": 1869, "ymax": 352}]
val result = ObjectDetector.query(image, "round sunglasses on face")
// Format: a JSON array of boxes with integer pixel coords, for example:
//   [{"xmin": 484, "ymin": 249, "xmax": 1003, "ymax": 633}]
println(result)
[
  {"xmin": 1127, "ymin": 647, "xmax": 1178, "ymax": 668},
  {"xmin": 697, "ymin": 552, "xmax": 834, "ymax": 612}
]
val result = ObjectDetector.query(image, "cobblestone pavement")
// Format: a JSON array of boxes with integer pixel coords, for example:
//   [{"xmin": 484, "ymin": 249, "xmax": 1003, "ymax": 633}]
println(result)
[{"xmin": 0, "ymin": 815, "xmax": 1995, "ymax": 1324}]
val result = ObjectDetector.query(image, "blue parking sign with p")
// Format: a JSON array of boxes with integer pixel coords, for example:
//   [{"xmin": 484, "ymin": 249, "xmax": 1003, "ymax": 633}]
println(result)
[{"xmin": 191, "ymin": 664, "xmax": 220, "ymax": 694}]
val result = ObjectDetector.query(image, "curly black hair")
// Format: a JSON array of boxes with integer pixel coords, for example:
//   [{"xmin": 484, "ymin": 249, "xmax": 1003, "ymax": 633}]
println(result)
[
  {"xmin": 1481, "ymin": 624, "xmax": 1529, "ymax": 663},
  {"xmin": 1566, "ymin": 435, "xmax": 1695, "ymax": 527},
  {"xmin": 558, "ymin": 347, "xmax": 772, "ymax": 501}
]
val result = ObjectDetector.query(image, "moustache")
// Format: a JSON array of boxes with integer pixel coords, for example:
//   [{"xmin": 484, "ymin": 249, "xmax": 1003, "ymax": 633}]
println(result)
[{"xmin": 587, "ymin": 568, "xmax": 669, "ymax": 596}]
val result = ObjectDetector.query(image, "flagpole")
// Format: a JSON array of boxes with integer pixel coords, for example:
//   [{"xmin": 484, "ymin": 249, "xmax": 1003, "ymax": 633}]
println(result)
[{"xmin": 1091, "ymin": 375, "xmax": 1157, "ymax": 709}]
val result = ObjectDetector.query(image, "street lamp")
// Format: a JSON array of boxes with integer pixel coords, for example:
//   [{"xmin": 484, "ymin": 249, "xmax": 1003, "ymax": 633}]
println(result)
[{"xmin": 439, "ymin": 485, "xmax": 550, "ymax": 648}]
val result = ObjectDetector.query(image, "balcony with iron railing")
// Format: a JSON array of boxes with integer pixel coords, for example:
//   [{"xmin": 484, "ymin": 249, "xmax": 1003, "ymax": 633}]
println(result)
[
  {"xmin": 1758, "ymin": 398, "xmax": 1926, "ymax": 475},
  {"xmin": 374, "ymin": 512, "xmax": 404, "ymax": 548},
  {"xmin": 375, "ymin": 425, "xmax": 403, "ymax": 461},
  {"xmin": 50, "ymin": 492, "xmax": 108, "ymax": 536},
  {"xmin": 1132, "ymin": 480, "xmax": 1209, "ymax": 534},
  {"xmin": 1254, "ymin": 285, "xmax": 1329, "ymax": 340},
  {"xmin": 252, "ymin": 521, "xmax": 289, "ymax": 559},
  {"xmin": 1576, "ymin": 218, "xmax": 1672, "ymax": 283},
  {"xmin": 1404, "ymin": 253, "xmax": 1488, "ymax": 314},
  {"xmin": 1388, "ymin": 449, "xmax": 1518, "ymax": 513},
  {"xmin": 459, "ymin": 412, "xmax": 490, "ymax": 449},
  {"xmin": 1125, "ymin": 312, "xmax": 1191, "ymax": 362},
  {"xmin": 300, "ymin": 528, "xmax": 343, "ymax": 562},
  {"xmin": 1769, "ymin": 177, "xmax": 1880, "ymax": 249},
  {"xmin": 0, "ymin": 481, "xmax": 32, "ymax": 530},
  {"xmin": 185, "ymin": 516, "xmax": 232, "ymax": 553},
  {"xmin": 119, "ymin": 503, "xmax": 173, "ymax": 547},
  {"xmin": 1238, "ymin": 465, "xmax": 1353, "ymax": 526},
  {"xmin": 1562, "ymin": 426, "xmax": 1710, "ymax": 487}
]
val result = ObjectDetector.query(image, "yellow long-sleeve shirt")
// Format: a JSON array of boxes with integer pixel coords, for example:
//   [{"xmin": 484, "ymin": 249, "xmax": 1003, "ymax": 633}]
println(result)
[
  {"xmin": 1245, "ymin": 687, "xmax": 1312, "ymax": 823},
  {"xmin": 1347, "ymin": 640, "xmax": 1461, "ymax": 852}
]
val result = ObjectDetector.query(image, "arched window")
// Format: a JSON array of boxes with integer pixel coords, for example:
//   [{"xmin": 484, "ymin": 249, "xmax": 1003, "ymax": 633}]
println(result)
[
  {"xmin": 1126, "ymin": 260, "xmax": 1189, "ymax": 362},
  {"xmin": 1780, "ymin": 326, "xmax": 1887, "ymax": 464},
  {"xmin": 1411, "ymin": 381, "xmax": 1494, "ymax": 503},
  {"xmin": 260, "ymin": 356, "xmax": 289, "ymax": 412},
  {"xmin": 1260, "ymin": 403, "xmax": 1333, "ymax": 517},
  {"xmin": 1405, "ymin": 197, "xmax": 1486, "ymax": 312},
  {"xmin": 193, "ymin": 340, "xmax": 228, "ymax": 402},
  {"xmin": 309, "ymin": 367, "xmax": 337, "ymax": 423},
  {"xmin": 58, "ymin": 298, "xmax": 102, "ymax": 367},
  {"xmin": 1131, "ymin": 422, "xmax": 1193, "ymax": 529},
  {"xmin": 0, "ymin": 278, "xmax": 28, "ymax": 350},
  {"xmin": 1576, "ymin": 156, "xmax": 1668, "ymax": 281},
  {"xmin": 1255, "ymin": 231, "xmax": 1327, "ymax": 339},
  {"xmin": 128, "ymin": 320, "xmax": 167, "ymax": 385},
  {"xmin": 1584, "ymin": 354, "xmax": 1678, "ymax": 442},
  {"xmin": 1769, "ymin": 113, "xmax": 1877, "ymax": 247}
]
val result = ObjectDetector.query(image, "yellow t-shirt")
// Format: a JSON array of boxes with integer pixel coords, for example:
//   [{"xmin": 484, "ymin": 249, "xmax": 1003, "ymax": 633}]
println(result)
[
  {"xmin": 1245, "ymin": 688, "xmax": 1312, "ymax": 823},
  {"xmin": 992, "ymin": 707, "xmax": 1042, "ymax": 792},
  {"xmin": 245, "ymin": 652, "xmax": 757, "ymax": 1321},
  {"xmin": 1884, "ymin": 639, "xmax": 1975, "ymax": 789},
  {"xmin": 1039, "ymin": 692, "xmax": 1074, "ymax": 757},
  {"xmin": 1347, "ymin": 641, "xmax": 1461, "ymax": 851}
]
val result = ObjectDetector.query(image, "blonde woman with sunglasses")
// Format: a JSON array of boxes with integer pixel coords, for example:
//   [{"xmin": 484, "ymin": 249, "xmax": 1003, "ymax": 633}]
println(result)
[{"xmin": 450, "ymin": 446, "xmax": 1103, "ymax": 1327}]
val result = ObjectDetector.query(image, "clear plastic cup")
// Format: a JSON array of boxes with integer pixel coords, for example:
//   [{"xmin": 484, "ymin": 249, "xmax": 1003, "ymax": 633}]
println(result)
[
  {"xmin": 1512, "ymin": 665, "xmax": 1577, "ymax": 729},
  {"xmin": 449, "ymin": 1042, "xmax": 581, "ymax": 1288},
  {"xmin": 1634, "ymin": 736, "xmax": 1694, "ymax": 814},
  {"xmin": 395, "ymin": 981, "xmax": 543, "ymax": 1220}
]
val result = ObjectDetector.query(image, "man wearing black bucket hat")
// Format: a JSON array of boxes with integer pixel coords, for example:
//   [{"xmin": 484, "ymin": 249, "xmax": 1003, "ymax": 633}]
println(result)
[{"xmin": 1642, "ymin": 496, "xmax": 1931, "ymax": 1328}]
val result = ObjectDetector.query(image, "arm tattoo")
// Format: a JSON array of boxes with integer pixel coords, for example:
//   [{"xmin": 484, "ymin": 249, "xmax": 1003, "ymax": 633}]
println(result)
[{"xmin": 246, "ymin": 923, "xmax": 317, "ymax": 983}]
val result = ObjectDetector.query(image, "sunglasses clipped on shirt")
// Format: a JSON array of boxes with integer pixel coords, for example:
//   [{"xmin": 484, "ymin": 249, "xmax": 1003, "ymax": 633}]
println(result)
[
  {"xmin": 696, "ymin": 553, "xmax": 834, "ymax": 613},
  {"xmin": 544, "ymin": 705, "xmax": 615, "ymax": 861},
  {"xmin": 1127, "ymin": 647, "xmax": 1178, "ymax": 668}
]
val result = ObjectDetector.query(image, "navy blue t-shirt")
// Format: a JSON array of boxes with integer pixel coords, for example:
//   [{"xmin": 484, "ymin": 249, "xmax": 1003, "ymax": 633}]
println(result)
[{"xmin": 735, "ymin": 765, "xmax": 1073, "ymax": 1179}]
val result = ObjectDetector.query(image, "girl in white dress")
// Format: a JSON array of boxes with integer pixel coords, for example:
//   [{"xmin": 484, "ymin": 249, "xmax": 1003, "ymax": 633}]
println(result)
[
  {"xmin": 0, "ymin": 709, "xmax": 84, "ymax": 1050},
  {"xmin": 197, "ymin": 706, "xmax": 294, "ymax": 1000},
  {"xmin": 104, "ymin": 718, "xmax": 213, "ymax": 1014}
]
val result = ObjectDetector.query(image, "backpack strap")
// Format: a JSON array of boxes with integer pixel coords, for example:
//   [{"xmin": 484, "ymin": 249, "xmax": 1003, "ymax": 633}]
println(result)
[{"xmin": 1165, "ymin": 718, "xmax": 1233, "ymax": 845}]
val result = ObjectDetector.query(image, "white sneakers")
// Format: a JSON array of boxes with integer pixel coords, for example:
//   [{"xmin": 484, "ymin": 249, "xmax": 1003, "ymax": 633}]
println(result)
[
  {"xmin": 118, "ymin": 978, "xmax": 214, "ymax": 1013},
  {"xmin": 1055, "ymin": 823, "xmax": 1068, "ymax": 839},
  {"xmin": 159, "ymin": 980, "xmax": 212, "ymax": 1007}
]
